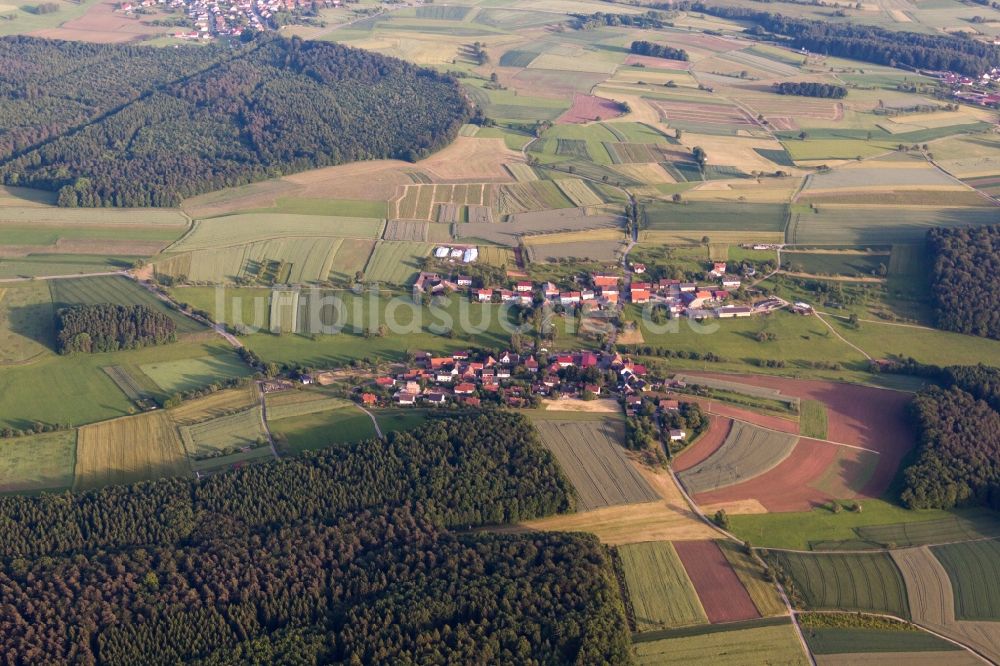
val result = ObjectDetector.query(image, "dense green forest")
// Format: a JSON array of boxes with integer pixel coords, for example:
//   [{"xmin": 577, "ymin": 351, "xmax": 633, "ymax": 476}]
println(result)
[
  {"xmin": 668, "ymin": 2, "xmax": 1000, "ymax": 75},
  {"xmin": 928, "ymin": 224, "xmax": 1000, "ymax": 340},
  {"xmin": 902, "ymin": 365, "xmax": 1000, "ymax": 509},
  {"xmin": 774, "ymin": 82, "xmax": 847, "ymax": 98},
  {"xmin": 0, "ymin": 413, "xmax": 632, "ymax": 663},
  {"xmin": 630, "ymin": 40, "xmax": 689, "ymax": 61},
  {"xmin": 56, "ymin": 303, "xmax": 176, "ymax": 353},
  {"xmin": 0, "ymin": 35, "xmax": 469, "ymax": 207}
]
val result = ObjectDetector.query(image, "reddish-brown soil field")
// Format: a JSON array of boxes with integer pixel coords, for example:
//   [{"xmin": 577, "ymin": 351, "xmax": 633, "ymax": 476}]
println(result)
[
  {"xmin": 689, "ymin": 373, "xmax": 914, "ymax": 498},
  {"xmin": 692, "ymin": 438, "xmax": 880, "ymax": 512},
  {"xmin": 556, "ymin": 94, "xmax": 626, "ymax": 125},
  {"xmin": 672, "ymin": 416, "xmax": 733, "ymax": 472},
  {"xmin": 674, "ymin": 540, "xmax": 760, "ymax": 623},
  {"xmin": 624, "ymin": 54, "xmax": 692, "ymax": 70}
]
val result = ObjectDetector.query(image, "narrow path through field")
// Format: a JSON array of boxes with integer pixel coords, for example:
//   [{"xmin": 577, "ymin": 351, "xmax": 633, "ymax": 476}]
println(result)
[
  {"xmin": 358, "ymin": 406, "xmax": 384, "ymax": 439},
  {"xmin": 813, "ymin": 312, "xmax": 872, "ymax": 361},
  {"xmin": 256, "ymin": 384, "xmax": 280, "ymax": 460},
  {"xmin": 819, "ymin": 311, "xmax": 937, "ymax": 331}
]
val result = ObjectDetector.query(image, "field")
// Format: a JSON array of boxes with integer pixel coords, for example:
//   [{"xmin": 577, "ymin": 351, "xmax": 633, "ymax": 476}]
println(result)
[
  {"xmin": 716, "ymin": 540, "xmax": 788, "ymax": 617},
  {"xmin": 0, "ymin": 430, "xmax": 76, "ymax": 493},
  {"xmin": 458, "ymin": 208, "xmax": 622, "ymax": 246},
  {"xmin": 931, "ymin": 539, "xmax": 1000, "ymax": 621},
  {"xmin": 651, "ymin": 98, "xmax": 760, "ymax": 136},
  {"xmin": 179, "ymin": 407, "xmax": 267, "ymax": 458},
  {"xmin": 618, "ymin": 541, "xmax": 709, "ymax": 631},
  {"xmin": 783, "ymin": 251, "xmax": 890, "ymax": 278},
  {"xmin": 556, "ymin": 94, "xmax": 625, "ymax": 124},
  {"xmin": 0, "ymin": 280, "xmax": 53, "ymax": 364},
  {"xmin": 363, "ymin": 241, "xmax": 431, "ymax": 284},
  {"xmin": 679, "ymin": 421, "xmax": 798, "ymax": 496},
  {"xmin": 269, "ymin": 405, "xmax": 377, "ymax": 453},
  {"xmin": 799, "ymin": 400, "xmax": 829, "ymax": 439},
  {"xmin": 170, "ymin": 214, "xmax": 384, "ymax": 252},
  {"xmin": 75, "ymin": 411, "xmax": 190, "ymax": 490},
  {"xmin": 643, "ymin": 201, "xmax": 789, "ymax": 233},
  {"xmin": 767, "ymin": 550, "xmax": 910, "ymax": 617},
  {"xmin": 674, "ymin": 540, "xmax": 761, "ymax": 623},
  {"xmin": 803, "ymin": 624, "xmax": 961, "ymax": 655},
  {"xmin": 495, "ymin": 181, "xmax": 574, "ymax": 216},
  {"xmin": 633, "ymin": 621, "xmax": 808, "ymax": 666},
  {"xmin": 533, "ymin": 418, "xmax": 659, "ymax": 511},
  {"xmin": 168, "ymin": 384, "xmax": 259, "ymax": 426},
  {"xmin": 553, "ymin": 178, "xmax": 604, "ymax": 207},
  {"xmin": 50, "ymin": 275, "xmax": 202, "ymax": 333},
  {"xmin": 672, "ymin": 417, "xmax": 733, "ymax": 472},
  {"xmin": 102, "ymin": 365, "xmax": 149, "ymax": 402},
  {"xmin": 787, "ymin": 205, "xmax": 998, "ymax": 244},
  {"xmin": 138, "ymin": 351, "xmax": 252, "ymax": 394}
]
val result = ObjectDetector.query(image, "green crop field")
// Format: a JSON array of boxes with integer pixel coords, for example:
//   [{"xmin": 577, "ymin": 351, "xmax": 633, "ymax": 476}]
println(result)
[
  {"xmin": 783, "ymin": 251, "xmax": 889, "ymax": 278},
  {"xmin": 138, "ymin": 351, "xmax": 251, "ymax": 394},
  {"xmin": 50, "ymin": 276, "xmax": 203, "ymax": 333},
  {"xmin": 171, "ymin": 214, "xmax": 384, "ymax": 252},
  {"xmin": 931, "ymin": 539, "xmax": 1000, "ymax": 621},
  {"xmin": 633, "ymin": 621, "xmax": 808, "ymax": 666},
  {"xmin": 643, "ymin": 202, "xmax": 789, "ymax": 232},
  {"xmin": 0, "ymin": 430, "xmax": 76, "ymax": 494},
  {"xmin": 179, "ymin": 407, "xmax": 268, "ymax": 459},
  {"xmin": 363, "ymin": 241, "xmax": 431, "ymax": 284},
  {"xmin": 679, "ymin": 421, "xmax": 798, "ymax": 495},
  {"xmin": 787, "ymin": 206, "xmax": 998, "ymax": 245},
  {"xmin": 269, "ymin": 405, "xmax": 377, "ymax": 453},
  {"xmin": 767, "ymin": 551, "xmax": 910, "ymax": 617},
  {"xmin": 799, "ymin": 400, "xmax": 828, "ymax": 440},
  {"xmin": 618, "ymin": 541, "xmax": 709, "ymax": 631},
  {"xmin": 264, "ymin": 391, "xmax": 353, "ymax": 421},
  {"xmin": 533, "ymin": 418, "xmax": 659, "ymax": 511},
  {"xmin": 802, "ymin": 626, "xmax": 961, "ymax": 654}
]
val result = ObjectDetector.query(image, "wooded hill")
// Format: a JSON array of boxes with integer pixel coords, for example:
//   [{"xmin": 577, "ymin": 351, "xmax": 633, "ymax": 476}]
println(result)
[
  {"xmin": 0, "ymin": 413, "xmax": 632, "ymax": 663},
  {"xmin": 0, "ymin": 35, "xmax": 469, "ymax": 207}
]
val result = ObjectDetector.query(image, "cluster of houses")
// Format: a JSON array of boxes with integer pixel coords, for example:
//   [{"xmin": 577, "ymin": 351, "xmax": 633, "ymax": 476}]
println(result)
[
  {"xmin": 415, "ymin": 262, "xmax": 754, "ymax": 319},
  {"xmin": 356, "ymin": 348, "xmax": 654, "ymax": 409},
  {"xmin": 123, "ymin": 0, "xmax": 340, "ymax": 39},
  {"xmin": 931, "ymin": 71, "xmax": 1000, "ymax": 106}
]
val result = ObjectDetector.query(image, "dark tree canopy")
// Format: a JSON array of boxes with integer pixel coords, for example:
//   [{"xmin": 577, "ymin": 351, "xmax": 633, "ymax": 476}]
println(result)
[
  {"xmin": 0, "ymin": 35, "xmax": 469, "ymax": 207},
  {"xmin": 902, "ymin": 365, "xmax": 1000, "ymax": 509},
  {"xmin": 666, "ymin": 2, "xmax": 1000, "ymax": 76},
  {"xmin": 0, "ymin": 413, "xmax": 632, "ymax": 663},
  {"xmin": 774, "ymin": 81, "xmax": 847, "ymax": 98},
  {"xmin": 56, "ymin": 303, "xmax": 176, "ymax": 353},
  {"xmin": 630, "ymin": 40, "xmax": 689, "ymax": 61},
  {"xmin": 928, "ymin": 224, "xmax": 1000, "ymax": 340}
]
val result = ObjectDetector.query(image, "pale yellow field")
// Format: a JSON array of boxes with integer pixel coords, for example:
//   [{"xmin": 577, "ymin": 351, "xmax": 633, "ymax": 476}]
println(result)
[
  {"xmin": 640, "ymin": 230, "xmax": 785, "ymax": 244},
  {"xmin": 75, "ymin": 411, "xmax": 190, "ymax": 490},
  {"xmin": 699, "ymin": 499, "xmax": 769, "ymax": 515},
  {"xmin": 523, "ymin": 228, "xmax": 625, "ymax": 245},
  {"xmin": 541, "ymin": 397, "xmax": 620, "ymax": 412},
  {"xmin": 679, "ymin": 133, "xmax": 804, "ymax": 174},
  {"xmin": 593, "ymin": 89, "xmax": 666, "ymax": 126},
  {"xmin": 419, "ymin": 137, "xmax": 521, "ymax": 181},
  {"xmin": 682, "ymin": 180, "xmax": 801, "ymax": 204},
  {"xmin": 613, "ymin": 163, "xmax": 675, "ymax": 185},
  {"xmin": 168, "ymin": 384, "xmax": 259, "ymax": 426}
]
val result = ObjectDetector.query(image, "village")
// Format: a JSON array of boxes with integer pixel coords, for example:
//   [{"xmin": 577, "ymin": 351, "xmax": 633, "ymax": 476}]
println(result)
[{"xmin": 118, "ymin": 0, "xmax": 342, "ymax": 40}]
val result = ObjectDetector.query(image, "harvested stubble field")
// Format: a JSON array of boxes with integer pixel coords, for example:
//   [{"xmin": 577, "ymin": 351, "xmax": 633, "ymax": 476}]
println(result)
[
  {"xmin": 674, "ymin": 540, "xmax": 762, "ymax": 623},
  {"xmin": 384, "ymin": 219, "xmax": 429, "ymax": 241},
  {"xmin": 179, "ymin": 407, "xmax": 267, "ymax": 458},
  {"xmin": 168, "ymin": 384, "xmax": 259, "ymax": 426},
  {"xmin": 679, "ymin": 421, "xmax": 798, "ymax": 495},
  {"xmin": 418, "ymin": 136, "xmax": 522, "ymax": 181},
  {"xmin": 0, "ymin": 430, "xmax": 76, "ymax": 493},
  {"xmin": 171, "ymin": 214, "xmax": 384, "ymax": 251},
  {"xmin": 75, "ymin": 411, "xmax": 190, "ymax": 490},
  {"xmin": 495, "ymin": 181, "xmax": 574, "ymax": 215},
  {"xmin": 633, "ymin": 622, "xmax": 808, "ymax": 666},
  {"xmin": 556, "ymin": 93, "xmax": 626, "ymax": 124},
  {"xmin": 618, "ymin": 541, "xmax": 709, "ymax": 631},
  {"xmin": 768, "ymin": 550, "xmax": 910, "ymax": 618},
  {"xmin": 533, "ymin": 418, "xmax": 659, "ymax": 511},
  {"xmin": 554, "ymin": 178, "xmax": 604, "ymax": 206},
  {"xmin": 363, "ymin": 241, "xmax": 432, "ymax": 284}
]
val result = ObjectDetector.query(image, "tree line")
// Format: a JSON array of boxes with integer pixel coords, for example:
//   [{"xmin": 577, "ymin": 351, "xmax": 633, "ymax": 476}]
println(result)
[
  {"xmin": 774, "ymin": 81, "xmax": 847, "ymax": 98},
  {"xmin": 665, "ymin": 2, "xmax": 1000, "ymax": 76},
  {"xmin": 630, "ymin": 40, "xmax": 690, "ymax": 61},
  {"xmin": 0, "ymin": 35, "xmax": 469, "ymax": 207},
  {"xmin": 0, "ymin": 413, "xmax": 633, "ymax": 662},
  {"xmin": 55, "ymin": 303, "xmax": 176, "ymax": 354},
  {"xmin": 928, "ymin": 224, "xmax": 1000, "ymax": 340}
]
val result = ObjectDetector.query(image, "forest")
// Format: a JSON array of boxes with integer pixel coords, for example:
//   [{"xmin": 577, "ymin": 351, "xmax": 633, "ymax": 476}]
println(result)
[
  {"xmin": 668, "ymin": 2, "xmax": 1000, "ymax": 75},
  {"xmin": 0, "ymin": 35, "xmax": 469, "ymax": 207},
  {"xmin": 774, "ymin": 81, "xmax": 847, "ymax": 98},
  {"xmin": 0, "ymin": 413, "xmax": 633, "ymax": 663},
  {"xmin": 55, "ymin": 304, "xmax": 176, "ymax": 354},
  {"xmin": 928, "ymin": 224, "xmax": 1000, "ymax": 340},
  {"xmin": 902, "ymin": 364, "xmax": 1000, "ymax": 509},
  {"xmin": 630, "ymin": 40, "xmax": 689, "ymax": 61}
]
